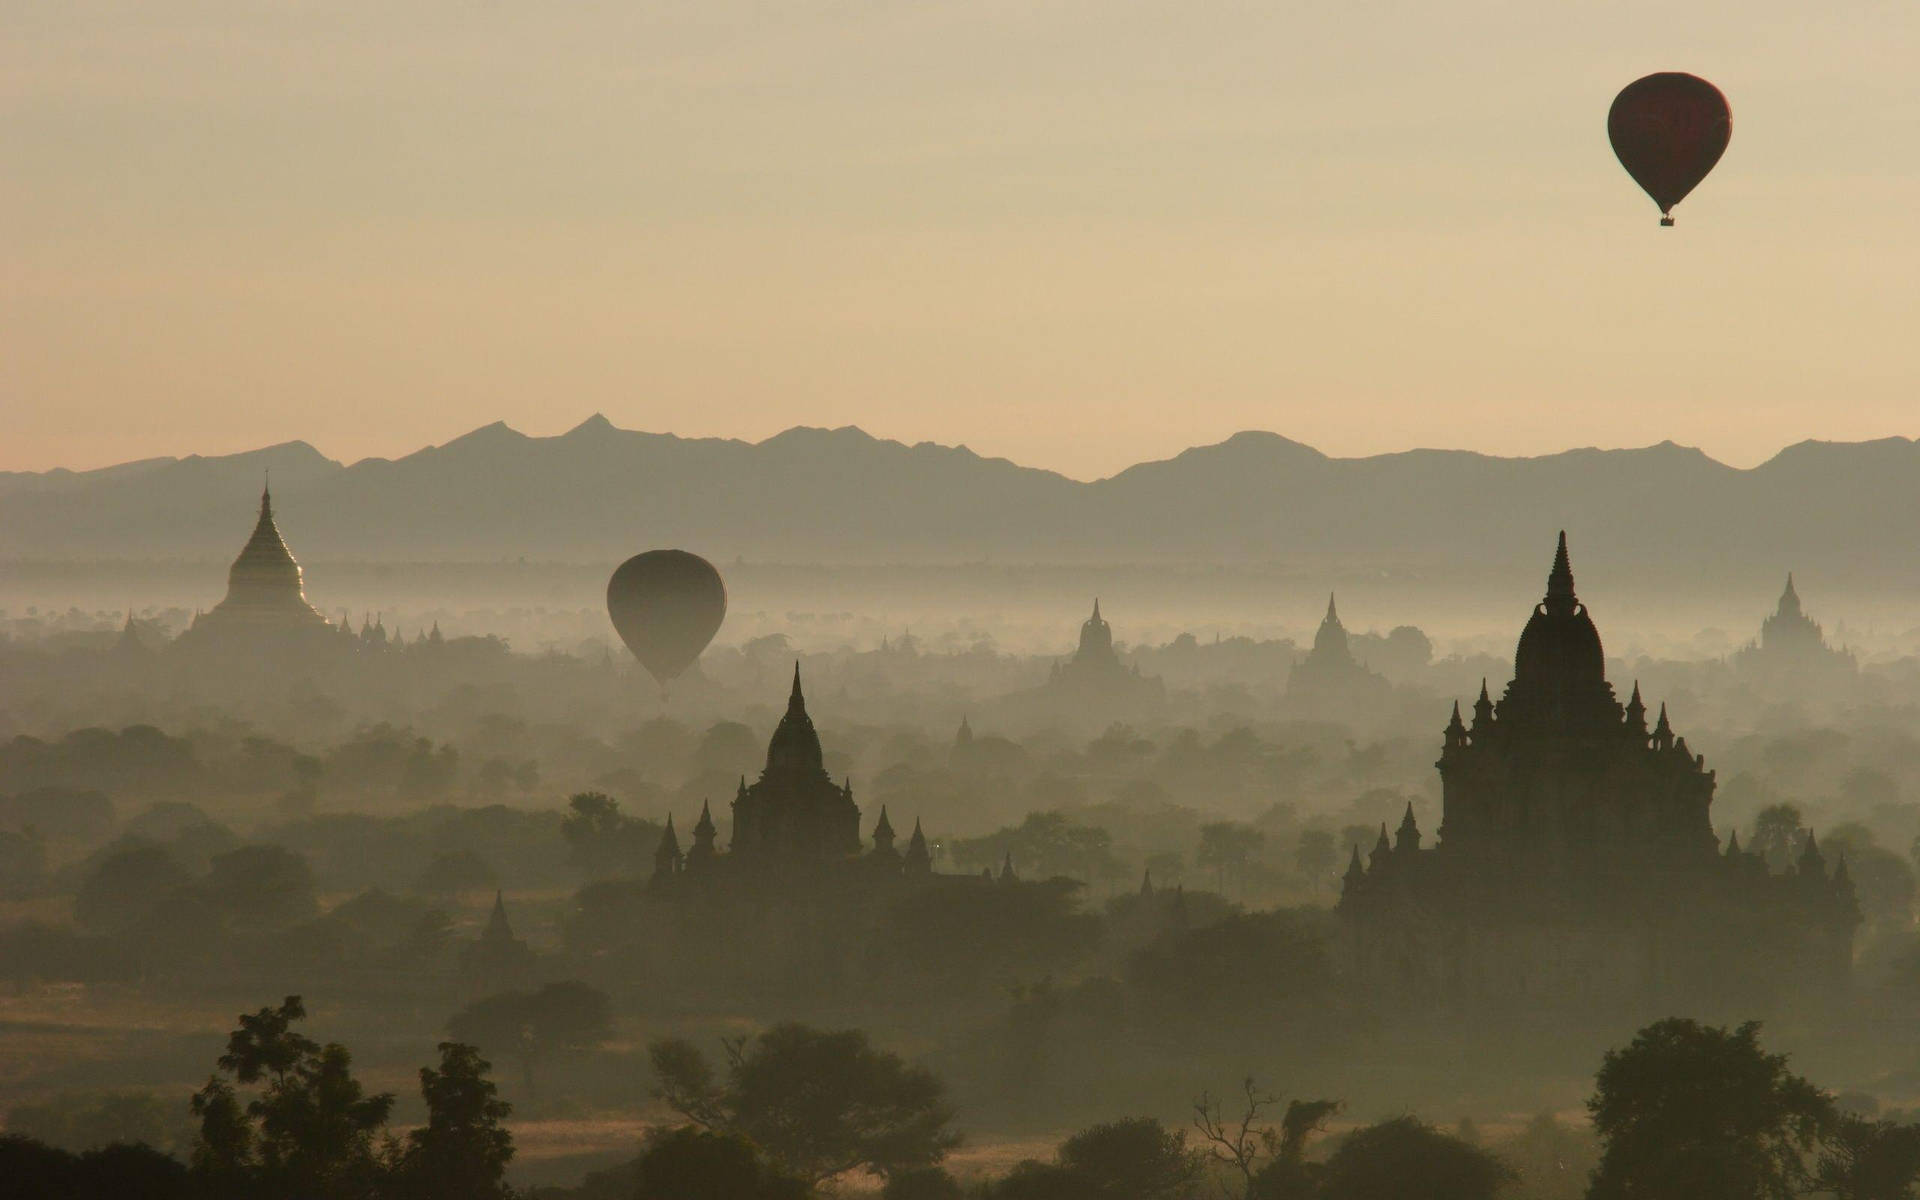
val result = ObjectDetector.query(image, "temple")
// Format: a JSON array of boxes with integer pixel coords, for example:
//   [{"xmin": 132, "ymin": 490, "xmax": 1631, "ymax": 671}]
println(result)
[
  {"xmin": 1340, "ymin": 533, "xmax": 1858, "ymax": 1015},
  {"xmin": 1051, "ymin": 599, "xmax": 1123, "ymax": 686},
  {"xmin": 1029, "ymin": 600, "xmax": 1165, "ymax": 717},
  {"xmin": 1734, "ymin": 573, "xmax": 1856, "ymax": 683},
  {"xmin": 652, "ymin": 666, "xmax": 934, "ymax": 884},
  {"xmin": 726, "ymin": 665, "xmax": 863, "ymax": 863},
  {"xmin": 1285, "ymin": 593, "xmax": 1390, "ymax": 712},
  {"xmin": 176, "ymin": 483, "xmax": 333, "ymax": 647}
]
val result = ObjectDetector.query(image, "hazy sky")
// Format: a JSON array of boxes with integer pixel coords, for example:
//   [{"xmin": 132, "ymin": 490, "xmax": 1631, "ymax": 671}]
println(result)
[{"xmin": 6, "ymin": 1, "xmax": 1918, "ymax": 479}]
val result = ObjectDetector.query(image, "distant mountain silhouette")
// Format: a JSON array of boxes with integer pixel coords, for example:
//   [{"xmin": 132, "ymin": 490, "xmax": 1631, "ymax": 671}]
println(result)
[{"xmin": 5, "ymin": 417, "xmax": 1919, "ymax": 587}]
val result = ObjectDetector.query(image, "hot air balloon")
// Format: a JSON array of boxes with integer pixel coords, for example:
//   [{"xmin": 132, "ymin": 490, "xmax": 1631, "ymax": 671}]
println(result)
[
  {"xmin": 1608, "ymin": 72, "xmax": 1731, "ymax": 226},
  {"xmin": 607, "ymin": 550, "xmax": 726, "ymax": 689}
]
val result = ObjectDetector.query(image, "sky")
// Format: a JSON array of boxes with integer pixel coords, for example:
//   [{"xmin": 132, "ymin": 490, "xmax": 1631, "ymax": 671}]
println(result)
[{"xmin": 5, "ymin": 1, "xmax": 1919, "ymax": 481}]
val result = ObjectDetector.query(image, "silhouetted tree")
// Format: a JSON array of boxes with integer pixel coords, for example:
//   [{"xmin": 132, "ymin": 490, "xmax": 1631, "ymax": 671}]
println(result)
[
  {"xmin": 1127, "ymin": 911, "xmax": 1332, "ymax": 1022},
  {"xmin": 1057, "ymin": 1117, "xmax": 1199, "ymax": 1199},
  {"xmin": 1752, "ymin": 804, "xmax": 1808, "ymax": 872},
  {"xmin": 560, "ymin": 792, "xmax": 658, "ymax": 879},
  {"xmin": 650, "ymin": 1022, "xmax": 959, "ymax": 1185},
  {"xmin": 884, "ymin": 1165, "xmax": 967, "ymax": 1200},
  {"xmin": 401, "ymin": 737, "xmax": 459, "ymax": 798},
  {"xmin": 5, "ymin": 1089, "xmax": 190, "ymax": 1156},
  {"xmin": 0, "ymin": 827, "xmax": 48, "ymax": 898},
  {"xmin": 1194, "ymin": 1079, "xmax": 1339, "ymax": 1200},
  {"xmin": 1294, "ymin": 830, "xmax": 1338, "ymax": 892},
  {"xmin": 392, "ymin": 1042, "xmax": 514, "ymax": 1200},
  {"xmin": 74, "ymin": 843, "xmax": 188, "ymax": 933},
  {"xmin": 1320, "ymin": 1117, "xmax": 1512, "ymax": 1200},
  {"xmin": 190, "ymin": 995, "xmax": 395, "ymax": 1200},
  {"xmin": 1587, "ymin": 1018, "xmax": 1833, "ymax": 1200},
  {"xmin": 0, "ymin": 1135, "xmax": 192, "ymax": 1200},
  {"xmin": 201, "ymin": 844, "xmax": 319, "ymax": 929},
  {"xmin": 1811, "ymin": 1115, "xmax": 1920, "ymax": 1200},
  {"xmin": 448, "ymin": 981, "xmax": 612, "ymax": 1097},
  {"xmin": 1490, "ymin": 1114, "xmax": 1598, "ymax": 1200},
  {"xmin": 990, "ymin": 1160, "xmax": 1102, "ymax": 1200},
  {"xmin": 630, "ymin": 1126, "xmax": 809, "ymax": 1199},
  {"xmin": 1197, "ymin": 822, "xmax": 1265, "ymax": 897}
]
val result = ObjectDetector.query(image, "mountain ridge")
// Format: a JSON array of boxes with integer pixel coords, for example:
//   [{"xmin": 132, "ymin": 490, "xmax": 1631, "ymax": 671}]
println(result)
[{"xmin": 4, "ymin": 420, "xmax": 1917, "ymax": 586}]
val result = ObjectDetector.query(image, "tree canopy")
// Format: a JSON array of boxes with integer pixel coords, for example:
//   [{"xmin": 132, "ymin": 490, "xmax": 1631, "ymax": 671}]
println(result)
[{"xmin": 651, "ymin": 1022, "xmax": 959, "ymax": 1185}]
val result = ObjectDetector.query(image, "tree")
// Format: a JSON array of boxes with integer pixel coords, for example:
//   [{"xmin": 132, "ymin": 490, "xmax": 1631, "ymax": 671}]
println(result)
[
  {"xmin": 1193, "ymin": 1079, "xmax": 1339, "ymax": 1200},
  {"xmin": 1057, "ymin": 1117, "xmax": 1199, "ymax": 1199},
  {"xmin": 990, "ymin": 1159, "xmax": 1103, "ymax": 1199},
  {"xmin": 1320, "ymin": 1117, "xmax": 1513, "ymax": 1200},
  {"xmin": 74, "ymin": 843, "xmax": 188, "ymax": 933},
  {"xmin": 393, "ymin": 1042, "xmax": 514, "ymax": 1200},
  {"xmin": 1587, "ymin": 1018, "xmax": 1834, "ymax": 1200},
  {"xmin": 0, "ymin": 1135, "xmax": 193, "ymax": 1200},
  {"xmin": 651, "ymin": 1023, "xmax": 959, "ymax": 1185},
  {"xmin": 1295, "ymin": 830, "xmax": 1338, "ymax": 892},
  {"xmin": 1812, "ymin": 1115, "xmax": 1920, "ymax": 1200},
  {"xmin": 202, "ymin": 844, "xmax": 319, "ymax": 929},
  {"xmin": 949, "ymin": 811, "xmax": 1123, "ymax": 884},
  {"xmin": 401, "ymin": 737, "xmax": 459, "ymax": 799},
  {"xmin": 1197, "ymin": 823, "xmax": 1266, "ymax": 897},
  {"xmin": 190, "ymin": 995, "xmax": 395, "ymax": 1200},
  {"xmin": 885, "ymin": 1166, "xmax": 967, "ymax": 1199},
  {"xmin": 1490, "ymin": 1114, "xmax": 1598, "ymax": 1200},
  {"xmin": 632, "ymin": 1126, "xmax": 809, "ymax": 1200},
  {"xmin": 560, "ymin": 792, "xmax": 658, "ymax": 879},
  {"xmin": 1752, "ymin": 804, "xmax": 1807, "ymax": 872},
  {"xmin": 448, "ymin": 981, "xmax": 612, "ymax": 1097},
  {"xmin": 1127, "ymin": 911, "xmax": 1333, "ymax": 1023},
  {"xmin": 5, "ymin": 1090, "xmax": 191, "ymax": 1156}
]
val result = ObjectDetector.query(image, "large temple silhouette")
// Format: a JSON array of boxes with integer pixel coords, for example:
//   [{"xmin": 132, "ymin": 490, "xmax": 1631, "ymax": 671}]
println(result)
[
  {"xmin": 650, "ymin": 666, "xmax": 933, "ymax": 887},
  {"xmin": 1285, "ymin": 594, "xmax": 1390, "ymax": 713},
  {"xmin": 1733, "ymin": 573, "xmax": 1856, "ymax": 684},
  {"xmin": 1340, "ymin": 534, "xmax": 1858, "ymax": 1015},
  {"xmin": 161, "ymin": 485, "xmax": 427, "ymax": 658},
  {"xmin": 1005, "ymin": 599, "xmax": 1164, "ymax": 721},
  {"xmin": 175, "ymin": 484, "xmax": 331, "ymax": 646}
]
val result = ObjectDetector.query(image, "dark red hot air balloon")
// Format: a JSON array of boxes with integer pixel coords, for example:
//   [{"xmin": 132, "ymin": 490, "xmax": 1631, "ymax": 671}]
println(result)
[
  {"xmin": 1608, "ymin": 73, "xmax": 1731, "ymax": 226},
  {"xmin": 607, "ymin": 550, "xmax": 726, "ymax": 688}
]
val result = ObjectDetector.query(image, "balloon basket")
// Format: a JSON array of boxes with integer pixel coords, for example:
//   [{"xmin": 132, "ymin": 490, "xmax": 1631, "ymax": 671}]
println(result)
[{"xmin": 1660, "ymin": 216, "xmax": 1674, "ymax": 227}]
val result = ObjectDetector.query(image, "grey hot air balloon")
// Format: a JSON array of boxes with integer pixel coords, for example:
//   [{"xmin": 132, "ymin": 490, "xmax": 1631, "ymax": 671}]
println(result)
[{"xmin": 607, "ymin": 550, "xmax": 727, "ymax": 688}]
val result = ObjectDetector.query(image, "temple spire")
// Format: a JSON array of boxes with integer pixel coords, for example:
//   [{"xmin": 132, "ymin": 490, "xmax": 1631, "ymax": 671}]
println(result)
[
  {"xmin": 789, "ymin": 662, "xmax": 806, "ymax": 712},
  {"xmin": 1341, "ymin": 844, "xmax": 1366, "ymax": 903},
  {"xmin": 1395, "ymin": 802, "xmax": 1421, "ymax": 853},
  {"xmin": 1544, "ymin": 530, "xmax": 1576, "ymax": 615},
  {"xmin": 1652, "ymin": 702, "xmax": 1674, "ymax": 751},
  {"xmin": 1325, "ymin": 592, "xmax": 1339, "ymax": 626},
  {"xmin": 1778, "ymin": 572, "xmax": 1802, "ymax": 617},
  {"xmin": 652, "ymin": 814, "xmax": 683, "ymax": 884},
  {"xmin": 1369, "ymin": 822, "xmax": 1392, "ymax": 870},
  {"xmin": 482, "ymin": 890, "xmax": 513, "ymax": 943},
  {"xmin": 904, "ymin": 817, "xmax": 932, "ymax": 874}
]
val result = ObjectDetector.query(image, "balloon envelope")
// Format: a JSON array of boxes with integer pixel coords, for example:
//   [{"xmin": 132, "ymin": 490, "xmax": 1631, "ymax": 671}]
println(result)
[
  {"xmin": 607, "ymin": 550, "xmax": 727, "ymax": 685},
  {"xmin": 1608, "ymin": 73, "xmax": 1731, "ymax": 222}
]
